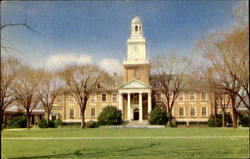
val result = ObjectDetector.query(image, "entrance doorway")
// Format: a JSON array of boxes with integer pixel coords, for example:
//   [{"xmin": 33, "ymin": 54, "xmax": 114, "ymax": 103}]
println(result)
[{"xmin": 134, "ymin": 108, "xmax": 139, "ymax": 120}]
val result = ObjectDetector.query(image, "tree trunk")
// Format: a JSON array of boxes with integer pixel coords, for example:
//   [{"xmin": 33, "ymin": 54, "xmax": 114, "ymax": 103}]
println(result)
[
  {"xmin": 232, "ymin": 107, "xmax": 237, "ymax": 129},
  {"xmin": 27, "ymin": 113, "xmax": 31, "ymax": 129},
  {"xmin": 214, "ymin": 106, "xmax": 218, "ymax": 126},
  {"xmin": 222, "ymin": 111, "xmax": 225, "ymax": 127},
  {"xmin": 168, "ymin": 111, "xmax": 172, "ymax": 127},
  {"xmin": 81, "ymin": 108, "xmax": 85, "ymax": 128},
  {"xmin": 0, "ymin": 109, "xmax": 3, "ymax": 131},
  {"xmin": 47, "ymin": 111, "xmax": 51, "ymax": 125}
]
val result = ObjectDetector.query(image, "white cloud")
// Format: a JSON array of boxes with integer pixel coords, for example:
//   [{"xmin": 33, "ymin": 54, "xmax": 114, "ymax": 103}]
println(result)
[
  {"xmin": 45, "ymin": 53, "xmax": 92, "ymax": 69},
  {"xmin": 99, "ymin": 58, "xmax": 122, "ymax": 75}
]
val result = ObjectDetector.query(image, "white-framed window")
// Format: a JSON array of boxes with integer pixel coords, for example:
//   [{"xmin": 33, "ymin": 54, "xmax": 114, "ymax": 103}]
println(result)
[
  {"xmin": 189, "ymin": 106, "xmax": 196, "ymax": 117},
  {"xmin": 69, "ymin": 95, "xmax": 75, "ymax": 101},
  {"xmin": 112, "ymin": 93, "xmax": 118, "ymax": 102},
  {"xmin": 56, "ymin": 96, "xmax": 62, "ymax": 102},
  {"xmin": 156, "ymin": 92, "xmax": 162, "ymax": 101},
  {"xmin": 69, "ymin": 108, "xmax": 75, "ymax": 119},
  {"xmin": 90, "ymin": 94, "xmax": 96, "ymax": 102},
  {"xmin": 91, "ymin": 108, "xmax": 95, "ymax": 117},
  {"xmin": 169, "ymin": 92, "xmax": 173, "ymax": 100},
  {"xmin": 189, "ymin": 91, "xmax": 195, "ymax": 101},
  {"xmin": 178, "ymin": 92, "xmax": 184, "ymax": 101},
  {"xmin": 201, "ymin": 106, "xmax": 207, "ymax": 117},
  {"xmin": 201, "ymin": 92, "xmax": 207, "ymax": 101},
  {"xmin": 178, "ymin": 106, "xmax": 185, "ymax": 117},
  {"xmin": 101, "ymin": 93, "xmax": 107, "ymax": 102}
]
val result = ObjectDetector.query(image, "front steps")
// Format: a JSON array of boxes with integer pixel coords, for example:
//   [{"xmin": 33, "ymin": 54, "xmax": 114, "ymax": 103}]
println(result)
[{"xmin": 99, "ymin": 120, "xmax": 164, "ymax": 128}]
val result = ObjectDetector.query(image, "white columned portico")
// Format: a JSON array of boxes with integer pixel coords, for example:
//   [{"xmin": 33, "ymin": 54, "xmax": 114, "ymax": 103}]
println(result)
[
  {"xmin": 139, "ymin": 93, "xmax": 143, "ymax": 121},
  {"xmin": 119, "ymin": 93, "xmax": 123, "ymax": 113},
  {"xmin": 148, "ymin": 93, "xmax": 152, "ymax": 114},
  {"xmin": 127, "ymin": 93, "xmax": 131, "ymax": 120}
]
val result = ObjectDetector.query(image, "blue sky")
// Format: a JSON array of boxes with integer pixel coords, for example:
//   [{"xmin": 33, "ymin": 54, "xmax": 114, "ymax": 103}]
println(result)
[{"xmin": 1, "ymin": 0, "xmax": 241, "ymax": 74}]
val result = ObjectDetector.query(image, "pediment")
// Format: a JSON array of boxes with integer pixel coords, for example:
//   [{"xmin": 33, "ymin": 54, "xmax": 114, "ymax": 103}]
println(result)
[{"xmin": 118, "ymin": 79, "xmax": 151, "ymax": 89}]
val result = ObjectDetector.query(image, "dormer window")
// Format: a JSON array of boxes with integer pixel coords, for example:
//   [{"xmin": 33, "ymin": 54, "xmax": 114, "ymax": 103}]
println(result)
[{"xmin": 135, "ymin": 26, "xmax": 138, "ymax": 32}]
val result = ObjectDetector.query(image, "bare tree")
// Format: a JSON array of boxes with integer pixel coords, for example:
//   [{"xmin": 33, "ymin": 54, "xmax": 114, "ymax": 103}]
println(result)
[
  {"xmin": 12, "ymin": 66, "xmax": 43, "ymax": 129},
  {"xmin": 39, "ymin": 70, "xmax": 62, "ymax": 125},
  {"xmin": 1, "ymin": 18, "xmax": 38, "ymax": 53},
  {"xmin": 151, "ymin": 55, "xmax": 191, "ymax": 127},
  {"xmin": 59, "ymin": 64, "xmax": 110, "ymax": 128},
  {"xmin": 196, "ymin": 27, "xmax": 248, "ymax": 128},
  {"xmin": 0, "ymin": 57, "xmax": 22, "ymax": 131}
]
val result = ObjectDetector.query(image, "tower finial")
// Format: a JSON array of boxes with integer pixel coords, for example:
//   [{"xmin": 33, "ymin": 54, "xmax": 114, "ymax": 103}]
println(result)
[{"xmin": 136, "ymin": 6, "xmax": 138, "ymax": 16}]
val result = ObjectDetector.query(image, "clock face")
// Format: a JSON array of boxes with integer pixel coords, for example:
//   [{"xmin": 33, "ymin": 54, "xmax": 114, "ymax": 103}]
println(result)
[{"xmin": 133, "ymin": 46, "xmax": 139, "ymax": 52}]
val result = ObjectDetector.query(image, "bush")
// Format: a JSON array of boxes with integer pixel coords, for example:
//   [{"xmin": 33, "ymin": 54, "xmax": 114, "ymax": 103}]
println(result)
[
  {"xmin": 98, "ymin": 106, "xmax": 122, "ymax": 125},
  {"xmin": 54, "ymin": 118, "xmax": 63, "ymax": 127},
  {"xmin": 38, "ymin": 118, "xmax": 48, "ymax": 128},
  {"xmin": 166, "ymin": 121, "xmax": 177, "ymax": 127},
  {"xmin": 239, "ymin": 114, "xmax": 249, "ymax": 127},
  {"xmin": 7, "ymin": 116, "xmax": 27, "ymax": 128},
  {"xmin": 86, "ymin": 120, "xmax": 99, "ymax": 128},
  {"xmin": 208, "ymin": 113, "xmax": 232, "ymax": 127},
  {"xmin": 149, "ymin": 107, "xmax": 168, "ymax": 125}
]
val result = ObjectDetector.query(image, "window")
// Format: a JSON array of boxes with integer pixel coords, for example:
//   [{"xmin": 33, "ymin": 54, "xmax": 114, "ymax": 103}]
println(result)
[
  {"xmin": 91, "ymin": 108, "xmax": 95, "ymax": 117},
  {"xmin": 70, "ymin": 108, "xmax": 75, "ymax": 119},
  {"xmin": 201, "ymin": 106, "xmax": 207, "ymax": 117},
  {"xmin": 178, "ymin": 107, "xmax": 184, "ymax": 117},
  {"xmin": 190, "ymin": 106, "xmax": 196, "ymax": 117},
  {"xmin": 69, "ymin": 95, "xmax": 74, "ymax": 101},
  {"xmin": 102, "ymin": 93, "xmax": 107, "ymax": 102},
  {"xmin": 56, "ymin": 96, "xmax": 62, "ymax": 102},
  {"xmin": 90, "ymin": 94, "xmax": 96, "ymax": 102},
  {"xmin": 189, "ymin": 91, "xmax": 195, "ymax": 100},
  {"xmin": 169, "ymin": 92, "xmax": 173, "ymax": 100},
  {"xmin": 112, "ymin": 94, "xmax": 117, "ymax": 102},
  {"xmin": 156, "ymin": 93, "xmax": 161, "ymax": 101},
  {"xmin": 179, "ymin": 92, "xmax": 184, "ymax": 101},
  {"xmin": 201, "ymin": 92, "xmax": 207, "ymax": 101},
  {"xmin": 134, "ymin": 70, "xmax": 140, "ymax": 79},
  {"xmin": 135, "ymin": 26, "xmax": 138, "ymax": 32}
]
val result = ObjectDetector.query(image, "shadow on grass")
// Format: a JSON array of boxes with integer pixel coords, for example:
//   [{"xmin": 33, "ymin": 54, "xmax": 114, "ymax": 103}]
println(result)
[{"xmin": 11, "ymin": 143, "xmax": 162, "ymax": 159}]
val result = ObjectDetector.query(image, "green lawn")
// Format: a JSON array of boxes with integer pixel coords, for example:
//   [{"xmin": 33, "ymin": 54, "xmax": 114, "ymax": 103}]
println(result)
[{"xmin": 2, "ymin": 128, "xmax": 249, "ymax": 159}]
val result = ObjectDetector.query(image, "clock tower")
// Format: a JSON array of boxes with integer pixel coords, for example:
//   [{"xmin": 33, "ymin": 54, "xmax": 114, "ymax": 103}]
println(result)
[{"xmin": 123, "ymin": 16, "xmax": 150, "ymax": 84}]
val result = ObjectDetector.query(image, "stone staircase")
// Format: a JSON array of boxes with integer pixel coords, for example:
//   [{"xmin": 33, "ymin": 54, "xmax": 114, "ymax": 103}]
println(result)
[
  {"xmin": 99, "ymin": 120, "xmax": 164, "ymax": 128},
  {"xmin": 125, "ymin": 120, "xmax": 164, "ymax": 128}
]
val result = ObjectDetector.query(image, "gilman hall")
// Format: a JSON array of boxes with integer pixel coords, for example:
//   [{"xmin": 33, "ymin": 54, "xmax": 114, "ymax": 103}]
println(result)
[{"xmin": 5, "ymin": 16, "xmax": 234, "ymax": 125}]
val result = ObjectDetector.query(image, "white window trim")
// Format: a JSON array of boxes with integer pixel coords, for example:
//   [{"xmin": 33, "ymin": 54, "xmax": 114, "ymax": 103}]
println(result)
[
  {"xmin": 169, "ymin": 92, "xmax": 173, "ymax": 101},
  {"xmin": 69, "ymin": 107, "xmax": 75, "ymax": 118},
  {"xmin": 200, "ymin": 91, "xmax": 207, "ymax": 101},
  {"xmin": 90, "ymin": 93, "xmax": 96, "ymax": 102},
  {"xmin": 178, "ymin": 92, "xmax": 184, "ymax": 101},
  {"xmin": 189, "ymin": 106, "xmax": 196, "ymax": 117},
  {"xmin": 178, "ymin": 106, "xmax": 185, "ymax": 117},
  {"xmin": 90, "ymin": 107, "xmax": 96, "ymax": 117},
  {"xmin": 189, "ymin": 91, "xmax": 196, "ymax": 101},
  {"xmin": 101, "ymin": 93, "xmax": 107, "ymax": 102},
  {"xmin": 201, "ymin": 106, "xmax": 208, "ymax": 117},
  {"xmin": 156, "ymin": 92, "xmax": 162, "ymax": 101},
  {"xmin": 112, "ymin": 93, "xmax": 118, "ymax": 102}
]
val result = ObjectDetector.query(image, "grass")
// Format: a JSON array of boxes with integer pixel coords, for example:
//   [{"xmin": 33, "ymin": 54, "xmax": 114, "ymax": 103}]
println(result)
[{"xmin": 2, "ymin": 127, "xmax": 249, "ymax": 159}]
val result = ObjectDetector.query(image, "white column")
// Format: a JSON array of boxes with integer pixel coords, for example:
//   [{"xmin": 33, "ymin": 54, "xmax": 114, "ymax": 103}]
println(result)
[
  {"xmin": 127, "ymin": 93, "xmax": 131, "ymax": 121},
  {"xmin": 119, "ymin": 93, "xmax": 123, "ymax": 113},
  {"xmin": 148, "ymin": 93, "xmax": 152, "ymax": 114},
  {"xmin": 139, "ymin": 93, "xmax": 143, "ymax": 121}
]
